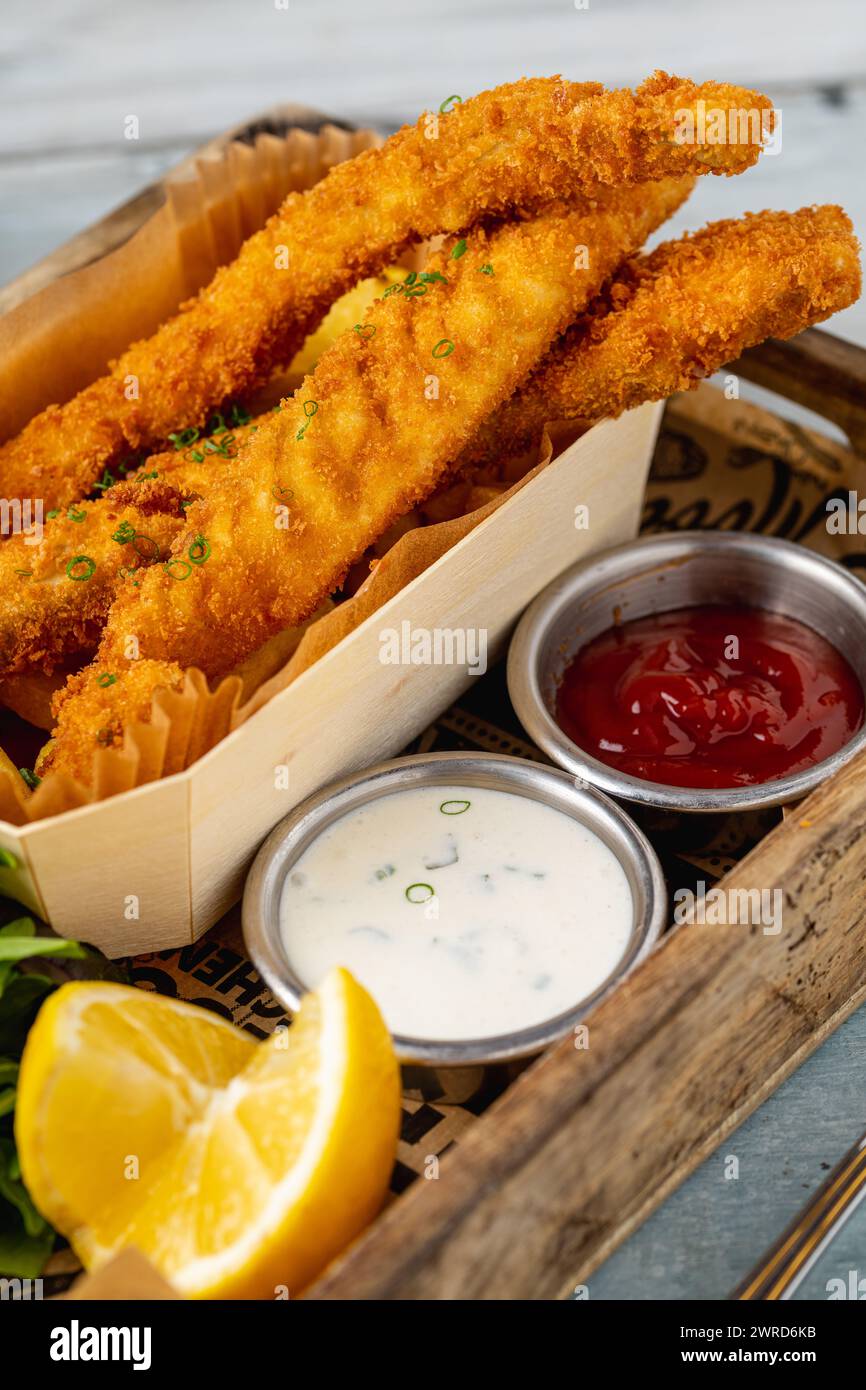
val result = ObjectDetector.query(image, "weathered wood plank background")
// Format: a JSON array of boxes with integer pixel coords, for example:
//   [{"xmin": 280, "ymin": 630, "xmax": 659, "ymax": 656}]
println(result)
[{"xmin": 1, "ymin": 0, "xmax": 864, "ymax": 1299}]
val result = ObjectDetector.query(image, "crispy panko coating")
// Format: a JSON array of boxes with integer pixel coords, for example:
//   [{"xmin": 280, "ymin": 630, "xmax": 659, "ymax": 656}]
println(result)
[
  {"xmin": 44, "ymin": 177, "xmax": 694, "ymax": 783},
  {"xmin": 9, "ymin": 207, "xmax": 857, "ymax": 697},
  {"xmin": 0, "ymin": 420, "xmax": 260, "ymax": 680},
  {"xmin": 0, "ymin": 72, "xmax": 771, "ymax": 511},
  {"xmin": 0, "ymin": 481, "xmax": 194, "ymax": 679},
  {"xmin": 462, "ymin": 205, "xmax": 862, "ymax": 467}
]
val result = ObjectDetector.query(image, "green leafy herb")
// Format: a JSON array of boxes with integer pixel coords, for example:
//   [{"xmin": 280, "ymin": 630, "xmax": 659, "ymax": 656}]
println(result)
[
  {"xmin": 0, "ymin": 917, "xmax": 89, "ymax": 1277},
  {"xmin": 450, "ymin": 239, "xmax": 467, "ymax": 260}
]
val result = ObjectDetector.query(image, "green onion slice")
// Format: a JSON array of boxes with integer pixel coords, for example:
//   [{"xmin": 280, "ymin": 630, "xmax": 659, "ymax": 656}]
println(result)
[
  {"xmin": 66, "ymin": 555, "xmax": 95, "ymax": 582},
  {"xmin": 132, "ymin": 534, "xmax": 160, "ymax": 561},
  {"xmin": 439, "ymin": 799, "xmax": 471, "ymax": 815},
  {"xmin": 405, "ymin": 883, "xmax": 435, "ymax": 904},
  {"xmin": 432, "ymin": 339, "xmax": 455, "ymax": 359},
  {"xmin": 188, "ymin": 535, "xmax": 210, "ymax": 565}
]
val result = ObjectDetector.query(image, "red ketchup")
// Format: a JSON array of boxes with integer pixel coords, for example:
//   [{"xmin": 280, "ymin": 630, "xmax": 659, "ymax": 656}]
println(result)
[{"xmin": 555, "ymin": 604, "xmax": 864, "ymax": 789}]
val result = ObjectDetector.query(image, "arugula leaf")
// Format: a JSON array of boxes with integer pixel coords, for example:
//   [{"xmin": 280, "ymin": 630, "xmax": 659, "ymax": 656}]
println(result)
[
  {"xmin": 0, "ymin": 918, "xmax": 88, "ymax": 964},
  {"xmin": 0, "ymin": 911, "xmax": 91, "ymax": 1277}
]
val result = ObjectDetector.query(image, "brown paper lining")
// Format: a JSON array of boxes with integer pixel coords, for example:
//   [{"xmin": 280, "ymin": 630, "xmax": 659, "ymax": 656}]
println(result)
[{"xmin": 0, "ymin": 124, "xmax": 382, "ymax": 442}]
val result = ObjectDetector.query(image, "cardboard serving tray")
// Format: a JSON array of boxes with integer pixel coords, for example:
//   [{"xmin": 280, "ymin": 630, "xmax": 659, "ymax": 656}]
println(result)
[{"xmin": 0, "ymin": 107, "xmax": 663, "ymax": 954}]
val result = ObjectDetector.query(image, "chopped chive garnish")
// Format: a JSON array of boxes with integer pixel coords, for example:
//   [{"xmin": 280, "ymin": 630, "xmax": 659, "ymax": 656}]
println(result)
[
  {"xmin": 439, "ymin": 94, "xmax": 462, "ymax": 114},
  {"xmin": 420, "ymin": 270, "xmax": 448, "ymax": 285},
  {"xmin": 353, "ymin": 323, "xmax": 376, "ymax": 339},
  {"xmin": 230, "ymin": 403, "xmax": 251, "ymax": 426},
  {"xmin": 15, "ymin": 569, "xmax": 31, "ymax": 579},
  {"xmin": 46, "ymin": 510, "xmax": 59, "ymax": 520},
  {"xmin": 439, "ymin": 799, "xmax": 471, "ymax": 815},
  {"xmin": 19, "ymin": 768, "xmax": 40, "ymax": 791},
  {"xmin": 188, "ymin": 535, "xmax": 210, "ymax": 565},
  {"xmin": 164, "ymin": 559, "xmax": 192, "ymax": 581},
  {"xmin": 132, "ymin": 534, "xmax": 159, "ymax": 561},
  {"xmin": 296, "ymin": 400, "xmax": 318, "ymax": 441},
  {"xmin": 404, "ymin": 271, "xmax": 418, "ymax": 287},
  {"xmin": 66, "ymin": 555, "xmax": 95, "ymax": 582},
  {"xmin": 97, "ymin": 673, "xmax": 117, "ymax": 688},
  {"xmin": 112, "ymin": 520, "xmax": 136, "ymax": 544},
  {"xmin": 479, "ymin": 263, "xmax": 494, "ymax": 276},
  {"xmin": 168, "ymin": 427, "xmax": 199, "ymax": 450},
  {"xmin": 272, "ymin": 484, "xmax": 294, "ymax": 501},
  {"xmin": 432, "ymin": 339, "xmax": 455, "ymax": 359},
  {"xmin": 450, "ymin": 239, "xmax": 467, "ymax": 260},
  {"xmin": 68, "ymin": 505, "xmax": 87, "ymax": 521},
  {"xmin": 405, "ymin": 883, "xmax": 435, "ymax": 904}
]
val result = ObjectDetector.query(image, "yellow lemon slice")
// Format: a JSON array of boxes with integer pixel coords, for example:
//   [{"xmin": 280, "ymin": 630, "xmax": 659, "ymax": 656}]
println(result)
[{"xmin": 16, "ymin": 968, "xmax": 400, "ymax": 1298}]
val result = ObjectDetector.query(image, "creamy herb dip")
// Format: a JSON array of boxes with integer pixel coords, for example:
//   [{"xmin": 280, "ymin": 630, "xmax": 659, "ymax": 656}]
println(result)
[{"xmin": 280, "ymin": 785, "xmax": 634, "ymax": 1041}]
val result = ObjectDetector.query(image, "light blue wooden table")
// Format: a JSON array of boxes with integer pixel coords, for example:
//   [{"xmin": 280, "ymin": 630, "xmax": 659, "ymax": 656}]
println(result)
[{"xmin": 2, "ymin": 0, "xmax": 864, "ymax": 1300}]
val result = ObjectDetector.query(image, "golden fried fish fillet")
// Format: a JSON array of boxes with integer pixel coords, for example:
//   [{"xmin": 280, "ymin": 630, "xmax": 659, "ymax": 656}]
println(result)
[
  {"xmin": 44, "ymin": 177, "xmax": 693, "ymax": 783},
  {"xmin": 460, "ymin": 205, "xmax": 862, "ymax": 469},
  {"xmin": 0, "ymin": 72, "xmax": 771, "ymax": 512},
  {"xmin": 7, "ymin": 207, "xmax": 858, "ymax": 696},
  {"xmin": 0, "ymin": 421, "xmax": 261, "ymax": 680},
  {"xmin": 0, "ymin": 481, "xmax": 193, "ymax": 679}
]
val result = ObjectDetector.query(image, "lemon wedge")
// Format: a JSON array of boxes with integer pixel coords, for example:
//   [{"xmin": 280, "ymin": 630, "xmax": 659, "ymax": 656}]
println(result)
[{"xmin": 16, "ymin": 968, "xmax": 400, "ymax": 1298}]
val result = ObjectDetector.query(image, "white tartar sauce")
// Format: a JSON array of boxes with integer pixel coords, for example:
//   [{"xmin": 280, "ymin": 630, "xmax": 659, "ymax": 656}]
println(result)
[{"xmin": 280, "ymin": 785, "xmax": 634, "ymax": 1041}]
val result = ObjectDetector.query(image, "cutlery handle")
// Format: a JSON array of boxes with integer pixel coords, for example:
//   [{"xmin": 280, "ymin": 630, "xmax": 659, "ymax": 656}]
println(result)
[{"xmin": 732, "ymin": 1132, "xmax": 866, "ymax": 1300}]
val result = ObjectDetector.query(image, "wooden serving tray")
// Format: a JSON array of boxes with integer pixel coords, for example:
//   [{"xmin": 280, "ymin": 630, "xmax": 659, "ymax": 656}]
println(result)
[{"xmin": 5, "ymin": 108, "xmax": 866, "ymax": 1300}]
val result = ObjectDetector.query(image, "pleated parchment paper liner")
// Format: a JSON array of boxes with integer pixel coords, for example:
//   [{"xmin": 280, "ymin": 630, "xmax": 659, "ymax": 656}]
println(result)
[
  {"xmin": 0, "ymin": 123, "xmax": 381, "ymax": 443},
  {"xmin": 0, "ymin": 426, "xmax": 568, "ymax": 824}
]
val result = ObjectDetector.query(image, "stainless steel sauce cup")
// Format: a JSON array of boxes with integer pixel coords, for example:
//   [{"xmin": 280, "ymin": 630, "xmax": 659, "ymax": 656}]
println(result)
[
  {"xmin": 508, "ymin": 530, "xmax": 866, "ymax": 813},
  {"xmin": 242, "ymin": 752, "xmax": 667, "ymax": 1101}
]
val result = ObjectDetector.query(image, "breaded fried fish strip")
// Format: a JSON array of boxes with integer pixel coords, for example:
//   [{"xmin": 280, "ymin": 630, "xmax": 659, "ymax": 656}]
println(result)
[
  {"xmin": 0, "ymin": 482, "xmax": 193, "ymax": 679},
  {"xmin": 0, "ymin": 423, "xmax": 261, "ymax": 679},
  {"xmin": 13, "ymin": 206, "xmax": 854, "ymax": 692},
  {"xmin": 44, "ymin": 177, "xmax": 694, "ymax": 783},
  {"xmin": 1, "ymin": 71, "xmax": 770, "ymax": 510},
  {"xmin": 461, "ymin": 205, "xmax": 862, "ymax": 468}
]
